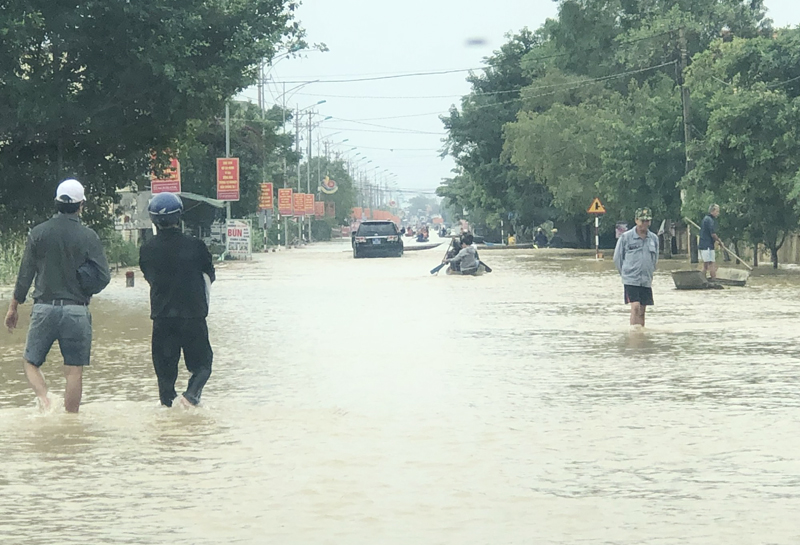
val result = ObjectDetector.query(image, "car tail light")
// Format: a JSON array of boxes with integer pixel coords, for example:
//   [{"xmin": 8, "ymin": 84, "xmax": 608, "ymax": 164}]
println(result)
[
  {"xmin": 355, "ymin": 237, "xmax": 367, "ymax": 243},
  {"xmin": 387, "ymin": 236, "xmax": 398, "ymax": 242}
]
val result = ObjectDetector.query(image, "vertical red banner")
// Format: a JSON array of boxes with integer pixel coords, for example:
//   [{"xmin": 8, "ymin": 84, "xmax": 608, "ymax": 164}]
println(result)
[
  {"xmin": 314, "ymin": 202, "xmax": 325, "ymax": 217},
  {"xmin": 278, "ymin": 188, "xmax": 293, "ymax": 216},
  {"xmin": 216, "ymin": 158, "xmax": 240, "ymax": 201},
  {"xmin": 304, "ymin": 194, "xmax": 315, "ymax": 216},
  {"xmin": 151, "ymin": 157, "xmax": 181, "ymax": 194},
  {"xmin": 293, "ymin": 193, "xmax": 305, "ymax": 217},
  {"xmin": 259, "ymin": 182, "xmax": 274, "ymax": 210}
]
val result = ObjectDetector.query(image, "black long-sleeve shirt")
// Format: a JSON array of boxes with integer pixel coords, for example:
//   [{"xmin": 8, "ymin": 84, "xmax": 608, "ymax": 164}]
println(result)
[
  {"xmin": 139, "ymin": 229, "xmax": 216, "ymax": 319},
  {"xmin": 13, "ymin": 214, "xmax": 110, "ymax": 304}
]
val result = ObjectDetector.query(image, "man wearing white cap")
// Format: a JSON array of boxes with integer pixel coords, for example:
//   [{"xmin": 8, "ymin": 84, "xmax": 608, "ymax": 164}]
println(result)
[{"xmin": 4, "ymin": 179, "xmax": 110, "ymax": 412}]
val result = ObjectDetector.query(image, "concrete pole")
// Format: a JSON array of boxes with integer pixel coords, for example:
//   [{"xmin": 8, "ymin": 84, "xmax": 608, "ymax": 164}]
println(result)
[
  {"xmin": 225, "ymin": 102, "xmax": 231, "ymax": 221},
  {"xmin": 307, "ymin": 113, "xmax": 312, "ymax": 242},
  {"xmin": 282, "ymin": 82, "xmax": 288, "ymax": 246}
]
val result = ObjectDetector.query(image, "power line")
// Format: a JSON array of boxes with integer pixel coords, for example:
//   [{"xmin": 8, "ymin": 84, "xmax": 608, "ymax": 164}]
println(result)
[
  {"xmin": 323, "ymin": 125, "xmax": 446, "ymax": 135},
  {"xmin": 331, "ymin": 116, "xmax": 446, "ymax": 134},
  {"xmin": 272, "ymin": 67, "xmax": 491, "ymax": 85},
  {"xmin": 268, "ymin": 30, "xmax": 678, "ymax": 91}
]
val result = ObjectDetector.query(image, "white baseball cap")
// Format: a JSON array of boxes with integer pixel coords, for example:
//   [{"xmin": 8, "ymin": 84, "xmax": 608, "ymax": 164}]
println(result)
[{"xmin": 55, "ymin": 179, "xmax": 86, "ymax": 203}]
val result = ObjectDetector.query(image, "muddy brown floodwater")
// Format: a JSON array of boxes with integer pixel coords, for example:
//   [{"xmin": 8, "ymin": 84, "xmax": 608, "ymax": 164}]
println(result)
[{"xmin": 1, "ymin": 239, "xmax": 799, "ymax": 544}]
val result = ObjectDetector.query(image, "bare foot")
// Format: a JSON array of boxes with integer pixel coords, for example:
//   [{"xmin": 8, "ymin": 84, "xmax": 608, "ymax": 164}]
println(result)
[
  {"xmin": 178, "ymin": 395, "xmax": 196, "ymax": 409},
  {"xmin": 37, "ymin": 395, "xmax": 52, "ymax": 413}
]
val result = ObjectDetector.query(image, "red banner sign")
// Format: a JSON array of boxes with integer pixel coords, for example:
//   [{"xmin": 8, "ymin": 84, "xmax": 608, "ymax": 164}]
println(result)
[
  {"xmin": 259, "ymin": 183, "xmax": 273, "ymax": 210},
  {"xmin": 304, "ymin": 193, "xmax": 315, "ymax": 217},
  {"xmin": 151, "ymin": 157, "xmax": 181, "ymax": 194},
  {"xmin": 314, "ymin": 202, "xmax": 325, "ymax": 217},
  {"xmin": 293, "ymin": 193, "xmax": 305, "ymax": 217},
  {"xmin": 325, "ymin": 202, "xmax": 335, "ymax": 218},
  {"xmin": 216, "ymin": 158, "xmax": 240, "ymax": 201},
  {"xmin": 278, "ymin": 188, "xmax": 293, "ymax": 216},
  {"xmin": 351, "ymin": 207, "xmax": 362, "ymax": 219}
]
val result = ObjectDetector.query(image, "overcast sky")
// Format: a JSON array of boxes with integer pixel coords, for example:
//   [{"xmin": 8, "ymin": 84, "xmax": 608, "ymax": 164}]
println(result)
[{"xmin": 238, "ymin": 0, "xmax": 799, "ymax": 195}]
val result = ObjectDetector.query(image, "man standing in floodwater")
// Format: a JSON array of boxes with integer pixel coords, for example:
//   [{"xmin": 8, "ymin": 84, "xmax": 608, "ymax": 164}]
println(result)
[
  {"xmin": 699, "ymin": 204, "xmax": 723, "ymax": 281},
  {"xmin": 139, "ymin": 192, "xmax": 215, "ymax": 408},
  {"xmin": 4, "ymin": 179, "xmax": 110, "ymax": 412},
  {"xmin": 613, "ymin": 207, "xmax": 659, "ymax": 327}
]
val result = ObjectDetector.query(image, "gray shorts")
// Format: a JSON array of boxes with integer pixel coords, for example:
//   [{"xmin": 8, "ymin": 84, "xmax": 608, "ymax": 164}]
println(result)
[{"xmin": 24, "ymin": 304, "xmax": 93, "ymax": 367}]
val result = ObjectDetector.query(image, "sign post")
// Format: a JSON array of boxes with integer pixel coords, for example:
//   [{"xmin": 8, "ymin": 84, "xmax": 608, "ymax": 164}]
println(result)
[{"xmin": 587, "ymin": 197, "xmax": 606, "ymax": 260}]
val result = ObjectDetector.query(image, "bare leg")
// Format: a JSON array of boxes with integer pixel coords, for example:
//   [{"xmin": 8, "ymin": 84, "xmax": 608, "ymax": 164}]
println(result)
[
  {"xmin": 629, "ymin": 302, "xmax": 646, "ymax": 327},
  {"xmin": 63, "ymin": 365, "xmax": 83, "ymax": 413},
  {"xmin": 23, "ymin": 360, "xmax": 51, "ymax": 411},
  {"xmin": 701, "ymin": 262, "xmax": 709, "ymax": 278},
  {"xmin": 708, "ymin": 261, "xmax": 717, "ymax": 281}
]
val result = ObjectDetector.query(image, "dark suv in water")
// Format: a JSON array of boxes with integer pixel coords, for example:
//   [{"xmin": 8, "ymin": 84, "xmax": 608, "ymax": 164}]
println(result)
[{"xmin": 353, "ymin": 220, "xmax": 403, "ymax": 258}]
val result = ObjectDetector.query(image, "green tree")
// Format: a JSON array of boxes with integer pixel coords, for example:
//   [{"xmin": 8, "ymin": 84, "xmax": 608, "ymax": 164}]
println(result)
[
  {"xmin": 0, "ymin": 0, "xmax": 302, "ymax": 231},
  {"xmin": 177, "ymin": 101, "xmax": 296, "ymax": 218},
  {"xmin": 684, "ymin": 33, "xmax": 800, "ymax": 268},
  {"xmin": 439, "ymin": 29, "xmax": 554, "ymax": 231}
]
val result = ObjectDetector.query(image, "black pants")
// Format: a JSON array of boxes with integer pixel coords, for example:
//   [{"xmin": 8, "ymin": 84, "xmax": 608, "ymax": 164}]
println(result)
[{"xmin": 151, "ymin": 318, "xmax": 213, "ymax": 406}]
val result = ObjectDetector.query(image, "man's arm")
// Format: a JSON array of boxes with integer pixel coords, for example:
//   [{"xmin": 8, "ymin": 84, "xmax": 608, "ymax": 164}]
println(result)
[
  {"xmin": 653, "ymin": 234, "xmax": 659, "ymax": 267},
  {"xmin": 138, "ymin": 245, "xmax": 153, "ymax": 284},
  {"xmin": 6, "ymin": 233, "xmax": 35, "ymax": 332},
  {"xmin": 613, "ymin": 234, "xmax": 625, "ymax": 272},
  {"xmin": 198, "ymin": 240, "xmax": 215, "ymax": 283},
  {"xmin": 446, "ymin": 247, "xmax": 468, "ymax": 264}
]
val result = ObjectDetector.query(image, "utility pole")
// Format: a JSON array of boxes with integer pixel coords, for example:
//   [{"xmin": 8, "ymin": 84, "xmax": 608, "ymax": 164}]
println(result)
[
  {"xmin": 225, "ymin": 102, "xmax": 231, "ymax": 221},
  {"xmin": 295, "ymin": 105, "xmax": 301, "ymax": 246},
  {"xmin": 307, "ymin": 112, "xmax": 312, "ymax": 242},
  {"xmin": 678, "ymin": 27, "xmax": 697, "ymax": 263},
  {"xmin": 282, "ymin": 82, "xmax": 287, "ymax": 247}
]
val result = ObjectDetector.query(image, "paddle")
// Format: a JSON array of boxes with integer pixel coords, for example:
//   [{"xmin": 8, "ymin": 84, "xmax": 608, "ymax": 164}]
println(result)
[
  {"xmin": 479, "ymin": 261, "xmax": 493, "ymax": 273},
  {"xmin": 684, "ymin": 217, "xmax": 753, "ymax": 271},
  {"xmin": 430, "ymin": 241, "xmax": 453, "ymax": 275}
]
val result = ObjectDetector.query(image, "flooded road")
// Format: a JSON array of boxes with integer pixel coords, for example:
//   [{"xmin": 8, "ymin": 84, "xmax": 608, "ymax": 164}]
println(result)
[{"xmin": 2, "ymin": 239, "xmax": 799, "ymax": 544}]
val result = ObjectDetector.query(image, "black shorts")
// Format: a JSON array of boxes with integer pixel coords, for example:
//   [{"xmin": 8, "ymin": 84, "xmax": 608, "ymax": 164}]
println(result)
[{"xmin": 624, "ymin": 285, "xmax": 654, "ymax": 306}]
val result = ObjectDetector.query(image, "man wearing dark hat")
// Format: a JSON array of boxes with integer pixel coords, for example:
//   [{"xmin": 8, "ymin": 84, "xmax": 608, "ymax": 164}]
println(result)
[
  {"xmin": 4, "ymin": 179, "xmax": 110, "ymax": 412},
  {"xmin": 613, "ymin": 207, "xmax": 659, "ymax": 327}
]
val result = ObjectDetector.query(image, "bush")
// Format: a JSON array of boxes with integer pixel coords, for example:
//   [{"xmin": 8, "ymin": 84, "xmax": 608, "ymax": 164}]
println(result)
[
  {"xmin": 99, "ymin": 229, "xmax": 139, "ymax": 269},
  {"xmin": 311, "ymin": 219, "xmax": 332, "ymax": 241},
  {"xmin": 0, "ymin": 232, "xmax": 25, "ymax": 285}
]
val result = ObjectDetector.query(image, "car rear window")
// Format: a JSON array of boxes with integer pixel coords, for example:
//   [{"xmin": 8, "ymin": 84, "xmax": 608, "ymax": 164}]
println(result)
[{"xmin": 357, "ymin": 223, "xmax": 397, "ymax": 236}]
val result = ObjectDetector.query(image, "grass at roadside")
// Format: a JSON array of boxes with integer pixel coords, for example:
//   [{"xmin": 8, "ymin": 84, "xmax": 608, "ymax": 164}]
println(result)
[{"xmin": 0, "ymin": 233, "xmax": 25, "ymax": 286}]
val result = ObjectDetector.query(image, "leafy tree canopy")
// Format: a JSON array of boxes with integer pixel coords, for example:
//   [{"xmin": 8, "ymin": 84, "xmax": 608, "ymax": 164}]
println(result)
[{"xmin": 0, "ymin": 0, "xmax": 303, "ymax": 231}]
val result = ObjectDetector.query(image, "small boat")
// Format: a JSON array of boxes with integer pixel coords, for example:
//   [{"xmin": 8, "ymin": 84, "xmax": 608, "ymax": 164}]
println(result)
[
  {"xmin": 715, "ymin": 267, "xmax": 749, "ymax": 287},
  {"xmin": 671, "ymin": 270, "xmax": 723, "ymax": 290},
  {"xmin": 479, "ymin": 242, "xmax": 535, "ymax": 250},
  {"xmin": 446, "ymin": 262, "xmax": 491, "ymax": 276}
]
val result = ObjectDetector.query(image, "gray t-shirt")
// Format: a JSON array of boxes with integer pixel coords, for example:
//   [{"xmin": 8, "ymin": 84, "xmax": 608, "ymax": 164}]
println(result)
[{"xmin": 698, "ymin": 215, "xmax": 716, "ymax": 250}]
